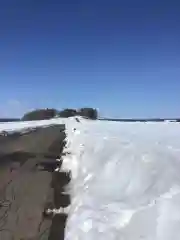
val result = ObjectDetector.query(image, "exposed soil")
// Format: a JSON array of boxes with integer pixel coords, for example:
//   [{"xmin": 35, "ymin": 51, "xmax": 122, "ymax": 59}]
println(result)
[{"xmin": 0, "ymin": 125, "xmax": 70, "ymax": 240}]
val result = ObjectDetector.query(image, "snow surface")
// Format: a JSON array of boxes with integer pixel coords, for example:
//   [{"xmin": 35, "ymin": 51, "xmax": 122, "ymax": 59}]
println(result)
[
  {"xmin": 0, "ymin": 118, "xmax": 66, "ymax": 133},
  {"xmin": 1, "ymin": 117, "xmax": 180, "ymax": 239},
  {"xmin": 62, "ymin": 119, "xmax": 180, "ymax": 240}
]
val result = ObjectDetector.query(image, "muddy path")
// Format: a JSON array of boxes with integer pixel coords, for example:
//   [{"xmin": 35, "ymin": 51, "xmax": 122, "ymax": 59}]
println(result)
[{"xmin": 0, "ymin": 125, "xmax": 69, "ymax": 240}]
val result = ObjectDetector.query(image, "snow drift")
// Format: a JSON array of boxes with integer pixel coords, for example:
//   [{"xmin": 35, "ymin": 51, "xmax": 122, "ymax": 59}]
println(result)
[{"xmin": 62, "ymin": 119, "xmax": 180, "ymax": 240}]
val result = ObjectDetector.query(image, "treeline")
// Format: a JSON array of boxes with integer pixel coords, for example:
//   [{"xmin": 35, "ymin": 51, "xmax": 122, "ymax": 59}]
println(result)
[
  {"xmin": 22, "ymin": 107, "xmax": 98, "ymax": 121},
  {"xmin": 100, "ymin": 118, "xmax": 180, "ymax": 122},
  {"xmin": 0, "ymin": 118, "xmax": 20, "ymax": 122},
  {"xmin": 58, "ymin": 108, "xmax": 97, "ymax": 119}
]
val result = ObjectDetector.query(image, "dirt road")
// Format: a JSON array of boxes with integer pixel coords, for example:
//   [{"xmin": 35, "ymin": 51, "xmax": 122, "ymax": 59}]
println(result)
[{"xmin": 0, "ymin": 125, "xmax": 68, "ymax": 240}]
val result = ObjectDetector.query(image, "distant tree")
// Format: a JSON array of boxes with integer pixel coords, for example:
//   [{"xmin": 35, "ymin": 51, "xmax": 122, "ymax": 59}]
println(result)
[
  {"xmin": 58, "ymin": 108, "xmax": 77, "ymax": 118},
  {"xmin": 78, "ymin": 107, "xmax": 98, "ymax": 120},
  {"xmin": 22, "ymin": 108, "xmax": 57, "ymax": 121},
  {"xmin": 22, "ymin": 107, "xmax": 98, "ymax": 120}
]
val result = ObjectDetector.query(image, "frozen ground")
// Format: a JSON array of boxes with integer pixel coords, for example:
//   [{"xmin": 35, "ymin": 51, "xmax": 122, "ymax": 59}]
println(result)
[{"xmin": 62, "ymin": 119, "xmax": 180, "ymax": 240}]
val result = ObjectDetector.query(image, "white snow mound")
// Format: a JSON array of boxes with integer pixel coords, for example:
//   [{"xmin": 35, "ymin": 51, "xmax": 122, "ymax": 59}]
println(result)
[{"xmin": 63, "ymin": 120, "xmax": 180, "ymax": 240}]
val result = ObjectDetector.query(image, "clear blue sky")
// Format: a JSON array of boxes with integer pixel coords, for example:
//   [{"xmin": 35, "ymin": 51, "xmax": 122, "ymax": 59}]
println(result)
[{"xmin": 0, "ymin": 0, "xmax": 180, "ymax": 118}]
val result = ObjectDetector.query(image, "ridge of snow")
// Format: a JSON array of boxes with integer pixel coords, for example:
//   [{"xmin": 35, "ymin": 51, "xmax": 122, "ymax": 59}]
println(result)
[{"xmin": 62, "ymin": 120, "xmax": 180, "ymax": 240}]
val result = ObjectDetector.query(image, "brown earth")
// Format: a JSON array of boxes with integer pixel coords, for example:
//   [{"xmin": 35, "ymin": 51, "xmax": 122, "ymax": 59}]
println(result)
[{"xmin": 0, "ymin": 125, "xmax": 69, "ymax": 240}]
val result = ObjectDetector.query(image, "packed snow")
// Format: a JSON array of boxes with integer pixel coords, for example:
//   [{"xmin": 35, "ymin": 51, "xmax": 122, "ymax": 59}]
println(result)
[{"xmin": 62, "ymin": 119, "xmax": 180, "ymax": 240}]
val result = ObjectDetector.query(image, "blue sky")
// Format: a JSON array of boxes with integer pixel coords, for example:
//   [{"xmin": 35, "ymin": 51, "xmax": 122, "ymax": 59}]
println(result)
[{"xmin": 0, "ymin": 0, "xmax": 180, "ymax": 118}]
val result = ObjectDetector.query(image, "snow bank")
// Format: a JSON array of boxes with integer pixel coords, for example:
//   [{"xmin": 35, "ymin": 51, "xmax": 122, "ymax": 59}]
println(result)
[
  {"xmin": 0, "ymin": 118, "xmax": 66, "ymax": 133},
  {"xmin": 63, "ymin": 120, "xmax": 180, "ymax": 240}
]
